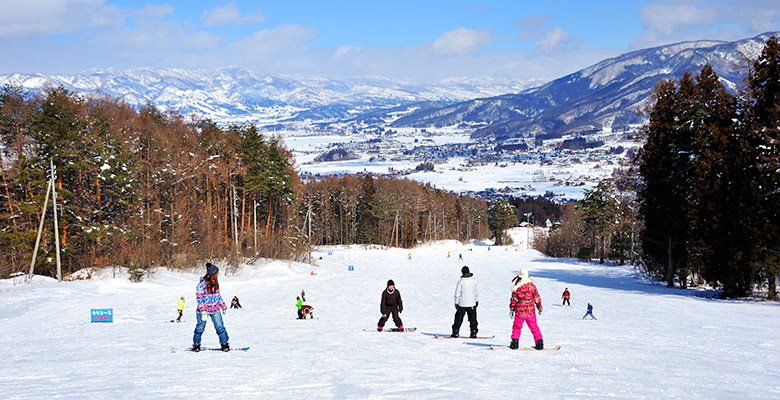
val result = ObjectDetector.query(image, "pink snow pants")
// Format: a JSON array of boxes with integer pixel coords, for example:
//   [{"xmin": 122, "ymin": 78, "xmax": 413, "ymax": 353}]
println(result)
[{"xmin": 511, "ymin": 314, "xmax": 543, "ymax": 341}]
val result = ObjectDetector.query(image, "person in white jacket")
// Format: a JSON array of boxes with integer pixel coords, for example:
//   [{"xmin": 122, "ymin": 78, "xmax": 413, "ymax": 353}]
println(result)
[{"xmin": 451, "ymin": 266, "xmax": 480, "ymax": 338}]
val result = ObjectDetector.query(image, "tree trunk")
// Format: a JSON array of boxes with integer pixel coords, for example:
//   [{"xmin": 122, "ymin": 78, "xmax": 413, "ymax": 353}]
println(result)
[
  {"xmin": 667, "ymin": 235, "xmax": 675, "ymax": 288},
  {"xmin": 769, "ymin": 272, "xmax": 777, "ymax": 301}
]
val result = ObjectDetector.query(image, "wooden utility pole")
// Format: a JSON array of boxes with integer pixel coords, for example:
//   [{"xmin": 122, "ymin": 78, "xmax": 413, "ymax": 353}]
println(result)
[{"xmin": 28, "ymin": 160, "xmax": 62, "ymax": 282}]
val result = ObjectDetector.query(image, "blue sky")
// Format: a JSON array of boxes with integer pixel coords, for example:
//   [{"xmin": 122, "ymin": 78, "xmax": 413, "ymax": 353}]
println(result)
[{"xmin": 1, "ymin": 0, "xmax": 777, "ymax": 81}]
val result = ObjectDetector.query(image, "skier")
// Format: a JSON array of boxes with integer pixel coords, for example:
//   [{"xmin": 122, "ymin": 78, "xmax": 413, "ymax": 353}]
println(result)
[
  {"xmin": 447, "ymin": 251, "xmax": 451, "ymax": 258},
  {"xmin": 407, "ymin": 253, "xmax": 412, "ymax": 260},
  {"xmin": 377, "ymin": 279, "xmax": 403, "ymax": 331},
  {"xmin": 509, "ymin": 269, "xmax": 544, "ymax": 350},
  {"xmin": 192, "ymin": 263, "xmax": 229, "ymax": 352},
  {"xmin": 561, "ymin": 288, "xmax": 571, "ymax": 306},
  {"xmin": 176, "ymin": 296, "xmax": 188, "ymax": 322},
  {"xmin": 301, "ymin": 289, "xmax": 306, "ymax": 302},
  {"xmin": 582, "ymin": 303, "xmax": 597, "ymax": 319},
  {"xmin": 458, "ymin": 253, "xmax": 463, "ymax": 260},
  {"xmin": 451, "ymin": 266, "xmax": 479, "ymax": 338},
  {"xmin": 296, "ymin": 296, "xmax": 304, "ymax": 319},
  {"xmin": 230, "ymin": 296, "xmax": 242, "ymax": 309}
]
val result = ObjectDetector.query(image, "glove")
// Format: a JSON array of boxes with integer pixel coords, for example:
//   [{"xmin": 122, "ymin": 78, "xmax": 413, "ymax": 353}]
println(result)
[
  {"xmin": 475, "ymin": 302, "xmax": 479, "ymax": 308},
  {"xmin": 509, "ymin": 311, "xmax": 515, "ymax": 318},
  {"xmin": 222, "ymin": 309, "xmax": 227, "ymax": 315}
]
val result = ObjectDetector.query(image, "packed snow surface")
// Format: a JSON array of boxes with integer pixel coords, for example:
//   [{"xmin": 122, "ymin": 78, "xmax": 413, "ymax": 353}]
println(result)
[{"xmin": 2, "ymin": 229, "xmax": 778, "ymax": 399}]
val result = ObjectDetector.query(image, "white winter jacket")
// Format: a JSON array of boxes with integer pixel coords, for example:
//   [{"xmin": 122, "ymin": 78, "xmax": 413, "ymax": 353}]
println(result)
[{"xmin": 454, "ymin": 274, "xmax": 479, "ymax": 307}]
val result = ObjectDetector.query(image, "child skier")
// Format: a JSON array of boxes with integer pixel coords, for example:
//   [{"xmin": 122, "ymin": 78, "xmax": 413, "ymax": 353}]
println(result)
[
  {"xmin": 192, "ymin": 263, "xmax": 229, "ymax": 352},
  {"xmin": 176, "ymin": 296, "xmax": 188, "ymax": 322},
  {"xmin": 378, "ymin": 279, "xmax": 403, "ymax": 331},
  {"xmin": 230, "ymin": 296, "xmax": 242, "ymax": 309},
  {"xmin": 562, "ymin": 288, "xmax": 571, "ymax": 306},
  {"xmin": 509, "ymin": 269, "xmax": 544, "ymax": 350},
  {"xmin": 301, "ymin": 289, "xmax": 306, "ymax": 302},
  {"xmin": 583, "ymin": 303, "xmax": 597, "ymax": 319}
]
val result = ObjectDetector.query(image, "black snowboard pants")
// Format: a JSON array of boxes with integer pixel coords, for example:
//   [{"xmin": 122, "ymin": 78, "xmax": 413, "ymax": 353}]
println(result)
[
  {"xmin": 452, "ymin": 305, "xmax": 478, "ymax": 336},
  {"xmin": 378, "ymin": 308, "xmax": 402, "ymax": 328}
]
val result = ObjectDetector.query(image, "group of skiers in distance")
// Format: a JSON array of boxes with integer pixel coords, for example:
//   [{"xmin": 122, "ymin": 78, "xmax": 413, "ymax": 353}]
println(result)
[{"xmin": 184, "ymin": 261, "xmax": 597, "ymax": 352}]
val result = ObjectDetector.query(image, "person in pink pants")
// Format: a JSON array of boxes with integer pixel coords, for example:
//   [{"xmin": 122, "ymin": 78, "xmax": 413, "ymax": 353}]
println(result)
[{"xmin": 509, "ymin": 269, "xmax": 544, "ymax": 350}]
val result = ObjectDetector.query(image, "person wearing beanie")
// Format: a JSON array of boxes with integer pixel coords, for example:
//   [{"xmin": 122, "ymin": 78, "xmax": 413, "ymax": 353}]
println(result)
[
  {"xmin": 508, "ymin": 269, "xmax": 544, "ymax": 350},
  {"xmin": 192, "ymin": 263, "xmax": 230, "ymax": 352},
  {"xmin": 451, "ymin": 266, "xmax": 480, "ymax": 338},
  {"xmin": 562, "ymin": 288, "xmax": 571, "ymax": 306},
  {"xmin": 377, "ymin": 279, "xmax": 403, "ymax": 331}
]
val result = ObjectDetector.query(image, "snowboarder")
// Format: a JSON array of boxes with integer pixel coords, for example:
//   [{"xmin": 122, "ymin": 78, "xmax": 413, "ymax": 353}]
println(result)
[
  {"xmin": 377, "ymin": 279, "xmax": 403, "ymax": 331},
  {"xmin": 192, "ymin": 263, "xmax": 229, "ymax": 352},
  {"xmin": 582, "ymin": 303, "xmax": 597, "ymax": 319},
  {"xmin": 301, "ymin": 289, "xmax": 306, "ymax": 302},
  {"xmin": 296, "ymin": 296, "xmax": 304, "ymax": 319},
  {"xmin": 176, "ymin": 296, "xmax": 188, "ymax": 322},
  {"xmin": 230, "ymin": 296, "xmax": 242, "ymax": 309},
  {"xmin": 452, "ymin": 266, "xmax": 479, "ymax": 338},
  {"xmin": 447, "ymin": 251, "xmax": 451, "ymax": 258},
  {"xmin": 407, "ymin": 253, "xmax": 412, "ymax": 260},
  {"xmin": 562, "ymin": 288, "xmax": 571, "ymax": 306},
  {"xmin": 509, "ymin": 269, "xmax": 544, "ymax": 350}
]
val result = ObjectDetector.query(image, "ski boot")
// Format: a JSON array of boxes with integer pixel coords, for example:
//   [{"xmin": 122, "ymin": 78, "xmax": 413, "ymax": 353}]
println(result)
[
  {"xmin": 470, "ymin": 330, "xmax": 478, "ymax": 339},
  {"xmin": 191, "ymin": 344, "xmax": 201, "ymax": 352},
  {"xmin": 535, "ymin": 339, "xmax": 544, "ymax": 350},
  {"xmin": 397, "ymin": 325, "xmax": 404, "ymax": 331},
  {"xmin": 451, "ymin": 330, "xmax": 459, "ymax": 338},
  {"xmin": 377, "ymin": 326, "xmax": 383, "ymax": 332},
  {"xmin": 509, "ymin": 339, "xmax": 519, "ymax": 350},
  {"xmin": 221, "ymin": 342, "xmax": 230, "ymax": 352}
]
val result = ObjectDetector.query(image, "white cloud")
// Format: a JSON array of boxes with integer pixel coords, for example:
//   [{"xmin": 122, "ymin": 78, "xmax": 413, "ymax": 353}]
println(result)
[
  {"xmin": 226, "ymin": 25, "xmax": 317, "ymax": 61},
  {"xmin": 516, "ymin": 13, "xmax": 552, "ymax": 41},
  {"xmin": 638, "ymin": 3, "xmax": 714, "ymax": 35},
  {"xmin": 535, "ymin": 27, "xmax": 582, "ymax": 53},
  {"xmin": 201, "ymin": 2, "xmax": 265, "ymax": 27},
  {"xmin": 432, "ymin": 28, "xmax": 493, "ymax": 57},
  {"xmin": 630, "ymin": 0, "xmax": 780, "ymax": 49},
  {"xmin": 0, "ymin": 0, "xmax": 123, "ymax": 39}
]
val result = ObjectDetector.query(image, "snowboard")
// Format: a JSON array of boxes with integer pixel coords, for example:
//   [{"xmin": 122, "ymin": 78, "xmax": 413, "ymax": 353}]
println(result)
[
  {"xmin": 489, "ymin": 344, "xmax": 561, "ymax": 351},
  {"xmin": 433, "ymin": 335, "xmax": 495, "ymax": 339},
  {"xmin": 364, "ymin": 327, "xmax": 417, "ymax": 332},
  {"xmin": 167, "ymin": 320, "xmax": 185, "ymax": 323},
  {"xmin": 175, "ymin": 346, "xmax": 250, "ymax": 352}
]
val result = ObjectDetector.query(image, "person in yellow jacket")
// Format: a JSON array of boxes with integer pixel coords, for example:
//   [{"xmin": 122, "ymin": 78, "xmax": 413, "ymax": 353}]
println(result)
[{"xmin": 176, "ymin": 296, "xmax": 188, "ymax": 322}]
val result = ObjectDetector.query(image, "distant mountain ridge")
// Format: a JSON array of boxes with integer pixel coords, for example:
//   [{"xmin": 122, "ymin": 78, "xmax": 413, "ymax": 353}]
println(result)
[
  {"xmin": 391, "ymin": 32, "xmax": 779, "ymax": 143},
  {"xmin": 0, "ymin": 67, "xmax": 541, "ymax": 125}
]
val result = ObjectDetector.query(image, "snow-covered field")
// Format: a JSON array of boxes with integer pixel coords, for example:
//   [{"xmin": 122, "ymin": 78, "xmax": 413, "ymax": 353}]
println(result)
[
  {"xmin": 2, "ymin": 229, "xmax": 778, "ymax": 399},
  {"xmin": 284, "ymin": 130, "xmax": 619, "ymax": 200}
]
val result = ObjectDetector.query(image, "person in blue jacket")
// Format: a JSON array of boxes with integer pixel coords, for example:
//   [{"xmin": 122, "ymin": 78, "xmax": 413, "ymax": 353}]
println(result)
[{"xmin": 582, "ymin": 303, "xmax": 597, "ymax": 319}]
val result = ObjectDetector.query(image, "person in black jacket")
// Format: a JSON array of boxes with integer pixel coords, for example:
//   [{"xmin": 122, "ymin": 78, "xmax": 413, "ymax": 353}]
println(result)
[{"xmin": 377, "ymin": 279, "xmax": 403, "ymax": 331}]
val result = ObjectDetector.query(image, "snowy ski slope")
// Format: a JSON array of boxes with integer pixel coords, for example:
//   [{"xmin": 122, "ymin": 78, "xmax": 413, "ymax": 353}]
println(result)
[{"xmin": 1, "ymin": 229, "xmax": 778, "ymax": 399}]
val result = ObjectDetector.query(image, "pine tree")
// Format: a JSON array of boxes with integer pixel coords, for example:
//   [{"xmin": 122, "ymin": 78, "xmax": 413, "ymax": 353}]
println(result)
[
  {"xmin": 640, "ymin": 79, "xmax": 690, "ymax": 286},
  {"xmin": 750, "ymin": 36, "xmax": 780, "ymax": 299},
  {"xmin": 487, "ymin": 198, "xmax": 517, "ymax": 245}
]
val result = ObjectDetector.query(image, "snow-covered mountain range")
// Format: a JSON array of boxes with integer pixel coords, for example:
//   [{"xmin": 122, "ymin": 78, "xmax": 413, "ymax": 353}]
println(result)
[
  {"xmin": 2, "ymin": 32, "xmax": 776, "ymax": 138},
  {"xmin": 392, "ymin": 32, "xmax": 779, "ymax": 142},
  {"xmin": 0, "ymin": 67, "xmax": 541, "ymax": 125}
]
